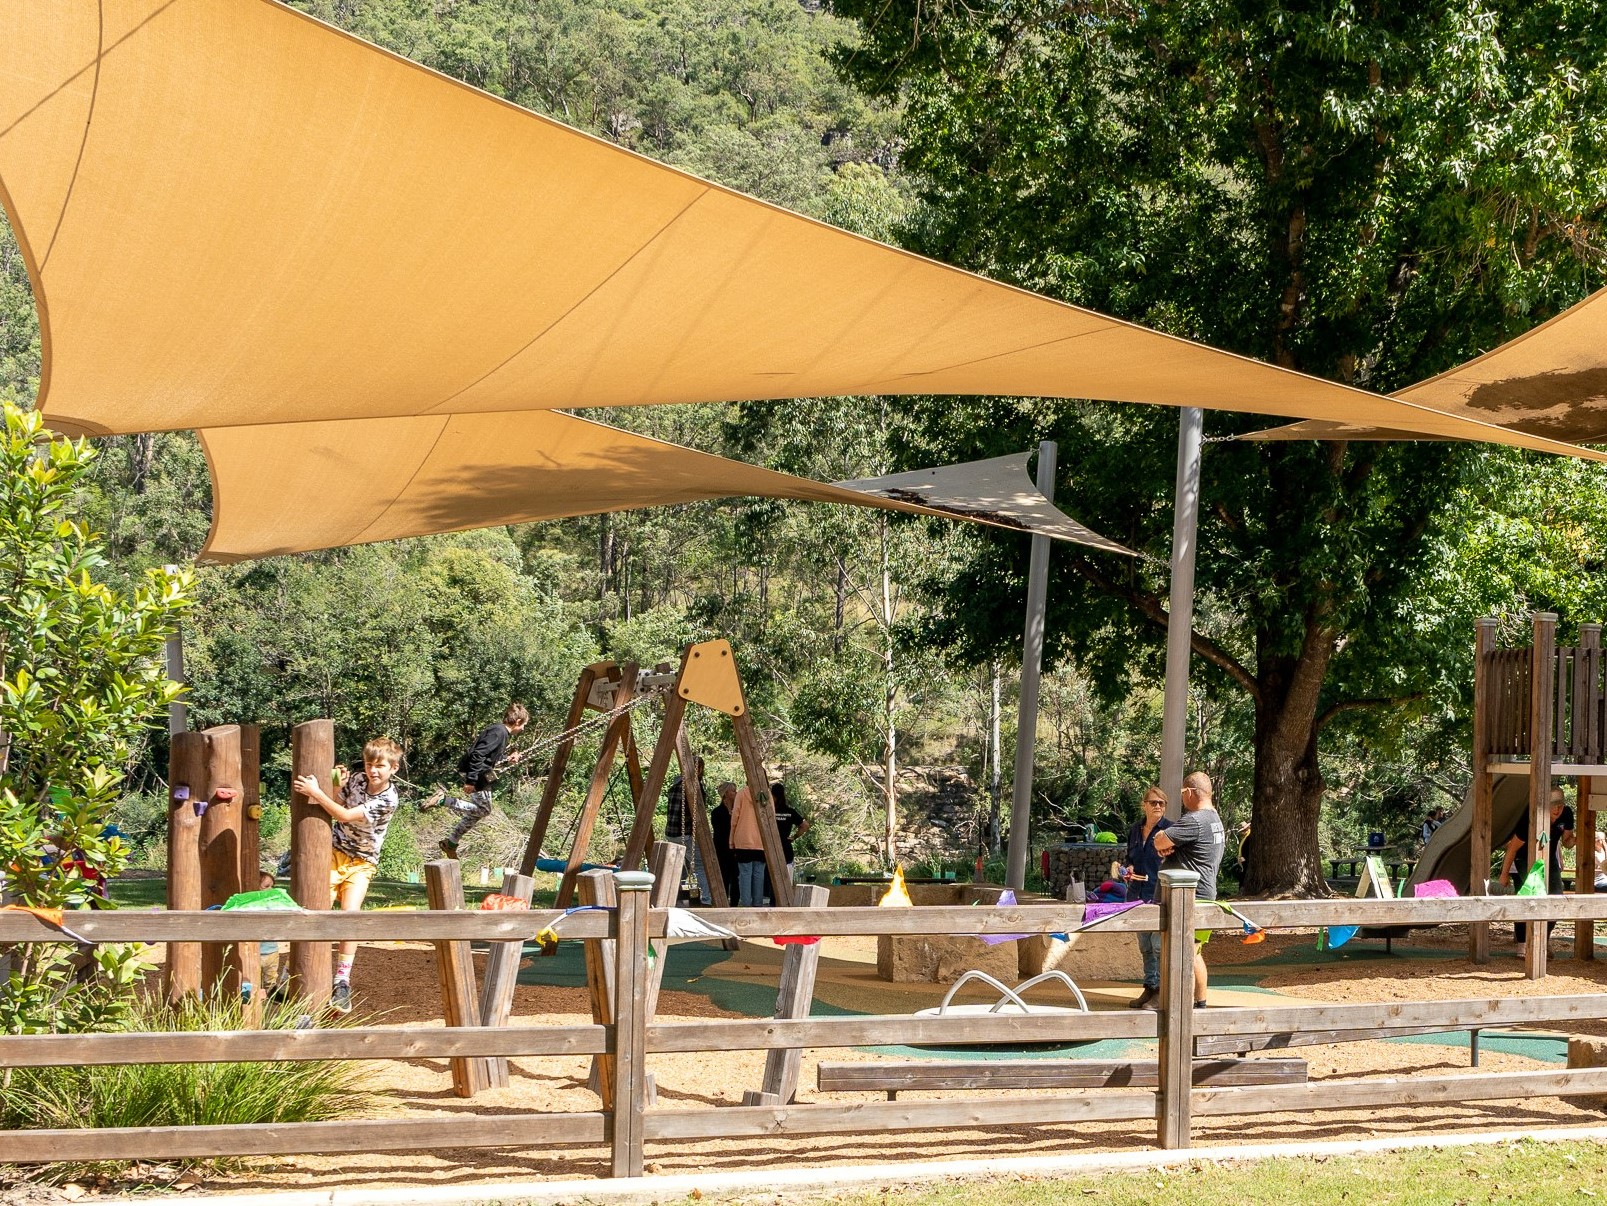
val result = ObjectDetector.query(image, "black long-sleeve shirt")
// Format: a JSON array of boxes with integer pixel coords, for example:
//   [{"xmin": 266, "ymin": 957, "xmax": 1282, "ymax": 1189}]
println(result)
[{"xmin": 457, "ymin": 722, "xmax": 510, "ymax": 791}]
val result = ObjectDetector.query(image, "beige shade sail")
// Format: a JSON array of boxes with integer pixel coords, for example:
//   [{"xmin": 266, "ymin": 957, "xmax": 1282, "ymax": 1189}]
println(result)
[
  {"xmin": 0, "ymin": 0, "xmax": 1602, "ymax": 465},
  {"xmin": 197, "ymin": 411, "xmax": 1132, "ymax": 563},
  {"xmin": 1245, "ymin": 289, "xmax": 1607, "ymax": 445}
]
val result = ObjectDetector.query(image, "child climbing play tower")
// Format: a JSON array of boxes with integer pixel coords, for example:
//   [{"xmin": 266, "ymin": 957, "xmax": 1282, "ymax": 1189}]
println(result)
[{"xmin": 1471, "ymin": 613, "xmax": 1603, "ymax": 978}]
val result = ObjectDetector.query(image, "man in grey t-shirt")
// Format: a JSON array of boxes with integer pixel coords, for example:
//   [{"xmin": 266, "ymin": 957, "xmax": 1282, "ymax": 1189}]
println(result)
[{"xmin": 1152, "ymin": 771, "xmax": 1226, "ymax": 1007}]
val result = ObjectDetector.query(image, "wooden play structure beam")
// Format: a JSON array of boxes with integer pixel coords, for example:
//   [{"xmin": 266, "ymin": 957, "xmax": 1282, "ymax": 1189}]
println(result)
[{"xmin": 1470, "ymin": 614, "xmax": 1605, "ymax": 977}]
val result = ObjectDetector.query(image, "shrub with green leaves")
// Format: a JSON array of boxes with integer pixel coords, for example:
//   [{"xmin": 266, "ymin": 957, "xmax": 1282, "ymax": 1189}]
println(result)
[
  {"xmin": 0, "ymin": 403, "xmax": 189, "ymax": 1034},
  {"xmin": 0, "ymin": 992, "xmax": 372, "ymax": 1171}
]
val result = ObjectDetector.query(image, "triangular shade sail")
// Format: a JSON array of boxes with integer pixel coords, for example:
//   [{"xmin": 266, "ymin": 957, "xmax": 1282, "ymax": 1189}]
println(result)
[
  {"xmin": 198, "ymin": 411, "xmax": 1131, "ymax": 562},
  {"xmin": 838, "ymin": 454, "xmax": 1093, "ymax": 536},
  {"xmin": 0, "ymin": 0, "xmax": 1600, "ymax": 464},
  {"xmin": 1245, "ymin": 289, "xmax": 1607, "ymax": 445}
]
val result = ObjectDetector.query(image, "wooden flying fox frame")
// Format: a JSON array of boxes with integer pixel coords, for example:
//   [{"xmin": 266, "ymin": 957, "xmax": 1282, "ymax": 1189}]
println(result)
[{"xmin": 519, "ymin": 640, "xmax": 792, "ymax": 909}]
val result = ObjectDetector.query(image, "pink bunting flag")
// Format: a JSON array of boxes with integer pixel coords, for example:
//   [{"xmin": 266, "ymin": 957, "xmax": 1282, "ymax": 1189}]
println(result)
[{"xmin": 1410, "ymin": 879, "xmax": 1458, "ymax": 899}]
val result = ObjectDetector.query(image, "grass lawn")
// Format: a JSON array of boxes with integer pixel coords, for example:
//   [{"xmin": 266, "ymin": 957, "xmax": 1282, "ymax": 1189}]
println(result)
[
  {"xmin": 107, "ymin": 876, "xmax": 559, "ymax": 910},
  {"xmin": 820, "ymin": 1139, "xmax": 1607, "ymax": 1206}
]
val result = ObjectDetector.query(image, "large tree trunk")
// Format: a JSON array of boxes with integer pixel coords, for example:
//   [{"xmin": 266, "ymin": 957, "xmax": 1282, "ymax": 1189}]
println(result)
[{"xmin": 1241, "ymin": 630, "xmax": 1335, "ymax": 897}]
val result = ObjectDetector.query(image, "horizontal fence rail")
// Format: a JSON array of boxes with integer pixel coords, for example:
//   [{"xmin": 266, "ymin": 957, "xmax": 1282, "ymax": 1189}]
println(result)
[{"xmin": 6, "ymin": 887, "xmax": 1607, "ymax": 1172}]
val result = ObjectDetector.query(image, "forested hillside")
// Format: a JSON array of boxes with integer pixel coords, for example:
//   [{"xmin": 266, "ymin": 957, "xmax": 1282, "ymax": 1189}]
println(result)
[{"xmin": 2, "ymin": 0, "xmax": 1605, "ymax": 890}]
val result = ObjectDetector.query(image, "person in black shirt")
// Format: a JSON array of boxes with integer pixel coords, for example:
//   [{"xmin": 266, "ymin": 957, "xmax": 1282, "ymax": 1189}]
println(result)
[
  {"xmin": 762, "ymin": 779, "xmax": 812, "ymax": 901},
  {"xmin": 710, "ymin": 782, "xmax": 739, "ymax": 905},
  {"xmin": 1500, "ymin": 786, "xmax": 1574, "ymax": 955},
  {"xmin": 424, "ymin": 703, "xmax": 529, "ymax": 857}
]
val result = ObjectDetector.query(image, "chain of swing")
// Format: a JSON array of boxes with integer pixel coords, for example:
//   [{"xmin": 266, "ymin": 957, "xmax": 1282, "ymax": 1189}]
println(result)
[{"xmin": 389, "ymin": 677, "xmax": 672, "ymax": 863}]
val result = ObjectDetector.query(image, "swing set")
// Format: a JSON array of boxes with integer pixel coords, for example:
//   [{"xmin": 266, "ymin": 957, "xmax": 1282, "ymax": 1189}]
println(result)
[{"xmin": 515, "ymin": 639, "xmax": 793, "ymax": 909}]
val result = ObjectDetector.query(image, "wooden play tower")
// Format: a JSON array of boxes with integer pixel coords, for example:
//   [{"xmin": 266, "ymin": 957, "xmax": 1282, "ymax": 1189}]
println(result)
[{"xmin": 1471, "ymin": 613, "xmax": 1602, "ymax": 977}]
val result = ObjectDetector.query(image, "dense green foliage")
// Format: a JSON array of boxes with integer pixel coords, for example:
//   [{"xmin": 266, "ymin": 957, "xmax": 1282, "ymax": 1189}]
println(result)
[
  {"xmin": 1, "ymin": 0, "xmax": 1606, "ymax": 895},
  {"xmin": 0, "ymin": 405, "xmax": 188, "ymax": 1033},
  {"xmin": 833, "ymin": 0, "xmax": 1607, "ymax": 891}
]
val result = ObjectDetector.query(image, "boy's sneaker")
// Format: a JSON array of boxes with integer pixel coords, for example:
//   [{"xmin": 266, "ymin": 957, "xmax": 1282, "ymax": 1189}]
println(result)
[
  {"xmin": 439, "ymin": 838, "xmax": 459, "ymax": 858},
  {"xmin": 419, "ymin": 787, "xmax": 446, "ymax": 812},
  {"xmin": 330, "ymin": 981, "xmax": 352, "ymax": 1014}
]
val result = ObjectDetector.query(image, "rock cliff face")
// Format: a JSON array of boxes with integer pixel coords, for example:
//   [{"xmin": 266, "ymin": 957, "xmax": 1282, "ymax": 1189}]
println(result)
[{"xmin": 865, "ymin": 765, "xmax": 985, "ymax": 863}]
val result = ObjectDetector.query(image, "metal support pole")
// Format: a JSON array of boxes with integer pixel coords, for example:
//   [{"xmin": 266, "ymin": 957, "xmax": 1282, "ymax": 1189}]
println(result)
[
  {"xmin": 1160, "ymin": 409, "xmax": 1204, "ymax": 818},
  {"xmin": 1005, "ymin": 441, "xmax": 1056, "ymax": 890}
]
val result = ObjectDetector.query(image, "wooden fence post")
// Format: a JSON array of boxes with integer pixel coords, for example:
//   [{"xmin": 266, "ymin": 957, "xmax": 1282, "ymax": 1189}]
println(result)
[
  {"xmin": 1529, "ymin": 612, "xmax": 1558, "ymax": 982},
  {"xmin": 288, "ymin": 720, "xmax": 334, "ymax": 1008},
  {"xmin": 611, "ymin": 869, "xmax": 654, "ymax": 1179},
  {"xmin": 1156, "ymin": 869, "xmax": 1198, "ymax": 1150},
  {"xmin": 743, "ymin": 882, "xmax": 829, "ymax": 1106},
  {"xmin": 424, "ymin": 859, "xmax": 493, "ymax": 1097},
  {"xmin": 477, "ymin": 870, "xmax": 535, "ymax": 1089},
  {"xmin": 1470, "ymin": 617, "xmax": 1498, "ymax": 964},
  {"xmin": 165, "ymin": 730, "xmax": 207, "ymax": 1003}
]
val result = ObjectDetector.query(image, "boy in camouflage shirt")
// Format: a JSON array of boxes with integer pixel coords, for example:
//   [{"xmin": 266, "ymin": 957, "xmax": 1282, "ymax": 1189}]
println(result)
[{"xmin": 292, "ymin": 736, "xmax": 402, "ymax": 1013}]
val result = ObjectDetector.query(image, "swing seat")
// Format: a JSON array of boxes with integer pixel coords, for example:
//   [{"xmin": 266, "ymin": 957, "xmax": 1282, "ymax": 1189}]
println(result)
[{"xmin": 534, "ymin": 857, "xmax": 611, "ymax": 874}]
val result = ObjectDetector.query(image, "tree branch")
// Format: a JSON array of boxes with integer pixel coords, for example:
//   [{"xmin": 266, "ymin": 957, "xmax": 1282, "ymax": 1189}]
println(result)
[
  {"xmin": 1070, "ymin": 555, "xmax": 1262, "ymax": 703},
  {"xmin": 1316, "ymin": 693, "xmax": 1425, "ymax": 731}
]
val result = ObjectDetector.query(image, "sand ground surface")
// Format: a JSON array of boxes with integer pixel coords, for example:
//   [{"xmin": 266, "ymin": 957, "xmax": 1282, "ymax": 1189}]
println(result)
[{"xmin": 9, "ymin": 917, "xmax": 1607, "ymax": 1198}]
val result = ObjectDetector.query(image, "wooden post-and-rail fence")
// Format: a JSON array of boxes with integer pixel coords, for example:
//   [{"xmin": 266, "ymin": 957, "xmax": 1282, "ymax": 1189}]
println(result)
[{"xmin": 11, "ymin": 890, "xmax": 1607, "ymax": 1174}]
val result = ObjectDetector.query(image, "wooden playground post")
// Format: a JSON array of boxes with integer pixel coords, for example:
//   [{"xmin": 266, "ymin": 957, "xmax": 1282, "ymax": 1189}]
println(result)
[
  {"xmin": 1528, "ymin": 613, "xmax": 1558, "ymax": 982},
  {"xmin": 577, "ymin": 869, "xmax": 619, "ymax": 1107},
  {"xmin": 288, "ymin": 719, "xmax": 334, "ymax": 1007},
  {"xmin": 620, "ymin": 687, "xmax": 688, "ymax": 871},
  {"xmin": 642, "ymin": 839, "xmax": 686, "ymax": 1026},
  {"xmin": 742, "ymin": 882, "xmax": 829, "ymax": 1107},
  {"xmin": 1577, "ymin": 623, "xmax": 1601, "ymax": 962},
  {"xmin": 239, "ymin": 723, "xmax": 262, "ymax": 895},
  {"xmin": 424, "ymin": 859, "xmax": 494, "ymax": 1097},
  {"xmin": 678, "ymin": 724, "xmax": 727, "ymax": 907},
  {"xmin": 732, "ymin": 708, "xmax": 791, "ymax": 908},
  {"xmin": 1470, "ymin": 618, "xmax": 1498, "ymax": 963},
  {"xmin": 1578, "ymin": 775, "xmax": 1596, "ymax": 962},
  {"xmin": 611, "ymin": 870, "xmax": 654, "ymax": 1179},
  {"xmin": 165, "ymin": 730, "xmax": 207, "ymax": 1002},
  {"xmin": 239, "ymin": 723, "xmax": 264, "ymax": 1021},
  {"xmin": 1157, "ymin": 869, "xmax": 1198, "ymax": 1150},
  {"xmin": 477, "ymin": 869, "xmax": 535, "ymax": 1089},
  {"xmin": 520, "ymin": 661, "xmax": 606, "ymax": 877},
  {"xmin": 557, "ymin": 663, "xmax": 640, "ymax": 906},
  {"xmin": 199, "ymin": 724, "xmax": 253, "ymax": 997}
]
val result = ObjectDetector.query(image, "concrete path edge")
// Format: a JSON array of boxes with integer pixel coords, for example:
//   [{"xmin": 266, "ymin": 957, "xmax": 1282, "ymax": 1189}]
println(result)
[{"xmin": 108, "ymin": 1123, "xmax": 1607, "ymax": 1206}]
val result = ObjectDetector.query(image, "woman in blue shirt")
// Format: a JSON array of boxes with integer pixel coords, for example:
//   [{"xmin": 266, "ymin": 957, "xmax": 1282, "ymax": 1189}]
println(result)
[{"xmin": 1124, "ymin": 787, "xmax": 1171, "ymax": 1009}]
